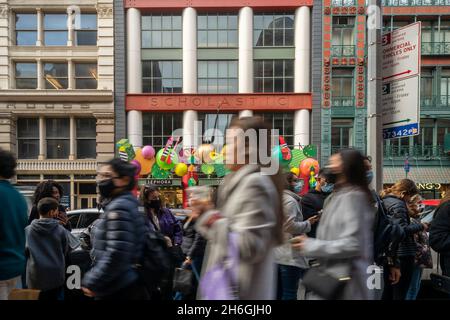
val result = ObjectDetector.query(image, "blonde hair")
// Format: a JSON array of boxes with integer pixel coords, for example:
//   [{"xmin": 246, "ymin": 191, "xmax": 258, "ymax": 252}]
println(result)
[{"xmin": 380, "ymin": 179, "xmax": 418, "ymax": 200}]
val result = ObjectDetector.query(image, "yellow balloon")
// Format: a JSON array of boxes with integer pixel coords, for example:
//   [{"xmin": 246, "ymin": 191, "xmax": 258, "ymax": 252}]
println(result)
[
  {"xmin": 290, "ymin": 167, "xmax": 300, "ymax": 176},
  {"xmin": 175, "ymin": 163, "xmax": 188, "ymax": 177},
  {"xmin": 195, "ymin": 144, "xmax": 215, "ymax": 164},
  {"xmin": 134, "ymin": 148, "xmax": 154, "ymax": 175}
]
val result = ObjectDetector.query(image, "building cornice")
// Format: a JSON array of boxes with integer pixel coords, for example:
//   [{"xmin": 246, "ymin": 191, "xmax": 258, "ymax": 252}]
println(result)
[{"xmin": 0, "ymin": 90, "xmax": 113, "ymax": 102}]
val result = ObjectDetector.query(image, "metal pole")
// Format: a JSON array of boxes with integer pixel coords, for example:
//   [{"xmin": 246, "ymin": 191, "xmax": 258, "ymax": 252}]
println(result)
[{"xmin": 367, "ymin": 0, "xmax": 383, "ymax": 192}]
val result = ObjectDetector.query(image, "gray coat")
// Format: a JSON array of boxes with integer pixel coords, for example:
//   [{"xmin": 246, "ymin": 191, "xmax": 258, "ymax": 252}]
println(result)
[
  {"xmin": 196, "ymin": 164, "xmax": 279, "ymax": 300},
  {"xmin": 274, "ymin": 190, "xmax": 311, "ymax": 269},
  {"xmin": 301, "ymin": 186, "xmax": 374, "ymax": 300}
]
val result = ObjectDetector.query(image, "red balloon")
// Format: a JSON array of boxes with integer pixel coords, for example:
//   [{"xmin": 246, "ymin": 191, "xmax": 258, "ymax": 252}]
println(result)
[{"xmin": 299, "ymin": 158, "xmax": 319, "ymax": 177}]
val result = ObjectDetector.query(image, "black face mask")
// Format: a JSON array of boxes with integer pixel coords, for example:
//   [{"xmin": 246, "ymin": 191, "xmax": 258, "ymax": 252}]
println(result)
[
  {"xmin": 322, "ymin": 167, "xmax": 338, "ymax": 185},
  {"xmin": 97, "ymin": 178, "xmax": 116, "ymax": 199},
  {"xmin": 146, "ymin": 199, "xmax": 162, "ymax": 210}
]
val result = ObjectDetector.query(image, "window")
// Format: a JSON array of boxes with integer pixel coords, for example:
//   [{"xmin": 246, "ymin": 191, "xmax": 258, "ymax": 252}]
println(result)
[
  {"xmin": 76, "ymin": 118, "xmax": 96, "ymax": 159},
  {"xmin": 15, "ymin": 62, "xmax": 37, "ymax": 89},
  {"xmin": 254, "ymin": 59, "xmax": 294, "ymax": 93},
  {"xmin": 46, "ymin": 118, "xmax": 70, "ymax": 159},
  {"xmin": 198, "ymin": 13, "xmax": 238, "ymax": 47},
  {"xmin": 331, "ymin": 119, "xmax": 353, "ymax": 152},
  {"xmin": 75, "ymin": 63, "xmax": 98, "ymax": 89},
  {"xmin": 142, "ymin": 113, "xmax": 183, "ymax": 150},
  {"xmin": 198, "ymin": 61, "xmax": 238, "ymax": 93},
  {"xmin": 44, "ymin": 13, "xmax": 68, "ymax": 46},
  {"xmin": 43, "ymin": 63, "xmax": 68, "ymax": 89},
  {"xmin": 17, "ymin": 118, "xmax": 39, "ymax": 159},
  {"xmin": 332, "ymin": 68, "xmax": 354, "ymax": 106},
  {"xmin": 254, "ymin": 13, "xmax": 294, "ymax": 47},
  {"xmin": 254, "ymin": 113, "xmax": 294, "ymax": 147},
  {"xmin": 440, "ymin": 68, "xmax": 450, "ymax": 106},
  {"xmin": 421, "ymin": 68, "xmax": 433, "ymax": 106},
  {"xmin": 142, "ymin": 14, "xmax": 182, "ymax": 48},
  {"xmin": 15, "ymin": 13, "xmax": 37, "ymax": 45},
  {"xmin": 332, "ymin": 0, "xmax": 356, "ymax": 5},
  {"xmin": 142, "ymin": 61, "xmax": 182, "ymax": 93},
  {"xmin": 75, "ymin": 14, "xmax": 97, "ymax": 45},
  {"xmin": 332, "ymin": 17, "xmax": 355, "ymax": 56},
  {"xmin": 197, "ymin": 113, "xmax": 236, "ymax": 144}
]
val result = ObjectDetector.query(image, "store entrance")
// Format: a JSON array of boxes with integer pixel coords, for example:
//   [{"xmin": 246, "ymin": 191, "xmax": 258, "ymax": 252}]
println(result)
[{"xmin": 159, "ymin": 188, "xmax": 183, "ymax": 209}]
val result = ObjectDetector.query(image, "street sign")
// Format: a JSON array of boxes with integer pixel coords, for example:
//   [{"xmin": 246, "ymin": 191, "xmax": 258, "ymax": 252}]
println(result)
[
  {"xmin": 382, "ymin": 22, "xmax": 421, "ymax": 140},
  {"xmin": 381, "ymin": 22, "xmax": 421, "ymax": 82}
]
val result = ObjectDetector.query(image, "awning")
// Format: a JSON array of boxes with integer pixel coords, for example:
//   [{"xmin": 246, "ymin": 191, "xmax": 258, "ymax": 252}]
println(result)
[{"xmin": 383, "ymin": 167, "xmax": 450, "ymax": 184}]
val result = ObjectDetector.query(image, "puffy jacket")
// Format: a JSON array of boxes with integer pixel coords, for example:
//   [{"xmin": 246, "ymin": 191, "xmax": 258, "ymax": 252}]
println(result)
[
  {"xmin": 382, "ymin": 195, "xmax": 424, "ymax": 257},
  {"xmin": 429, "ymin": 201, "xmax": 450, "ymax": 257},
  {"xmin": 82, "ymin": 192, "xmax": 150, "ymax": 297}
]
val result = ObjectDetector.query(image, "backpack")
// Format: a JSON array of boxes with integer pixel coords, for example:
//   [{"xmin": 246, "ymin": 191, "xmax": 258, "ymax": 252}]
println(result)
[
  {"xmin": 136, "ymin": 229, "xmax": 172, "ymax": 291},
  {"xmin": 372, "ymin": 193, "xmax": 404, "ymax": 266}
]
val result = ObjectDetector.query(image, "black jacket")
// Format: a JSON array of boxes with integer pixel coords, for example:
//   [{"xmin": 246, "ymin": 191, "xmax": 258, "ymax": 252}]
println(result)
[
  {"xmin": 429, "ymin": 201, "xmax": 450, "ymax": 257},
  {"xmin": 181, "ymin": 222, "xmax": 206, "ymax": 259},
  {"xmin": 301, "ymin": 189, "xmax": 329, "ymax": 237},
  {"xmin": 382, "ymin": 195, "xmax": 424, "ymax": 257},
  {"xmin": 82, "ymin": 192, "xmax": 150, "ymax": 297}
]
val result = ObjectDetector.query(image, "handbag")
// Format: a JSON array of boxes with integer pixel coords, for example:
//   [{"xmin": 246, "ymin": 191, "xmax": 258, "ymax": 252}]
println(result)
[
  {"xmin": 199, "ymin": 232, "xmax": 239, "ymax": 300},
  {"xmin": 302, "ymin": 265, "xmax": 351, "ymax": 300},
  {"xmin": 173, "ymin": 268, "xmax": 194, "ymax": 295}
]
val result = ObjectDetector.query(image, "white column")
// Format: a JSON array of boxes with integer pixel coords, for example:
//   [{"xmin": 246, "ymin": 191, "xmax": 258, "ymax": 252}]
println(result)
[
  {"xmin": 238, "ymin": 7, "xmax": 253, "ymax": 117},
  {"xmin": 183, "ymin": 110, "xmax": 198, "ymax": 150},
  {"xmin": 294, "ymin": 6, "xmax": 311, "ymax": 147},
  {"xmin": 37, "ymin": 59, "xmax": 44, "ymax": 89},
  {"xmin": 67, "ymin": 9, "xmax": 74, "ymax": 46},
  {"xmin": 69, "ymin": 116, "xmax": 76, "ymax": 160},
  {"xmin": 182, "ymin": 7, "xmax": 197, "ymax": 93},
  {"xmin": 67, "ymin": 59, "xmax": 74, "ymax": 89},
  {"xmin": 38, "ymin": 116, "xmax": 46, "ymax": 160},
  {"xmin": 182, "ymin": 8, "xmax": 198, "ymax": 151},
  {"xmin": 36, "ymin": 8, "xmax": 43, "ymax": 46},
  {"xmin": 126, "ymin": 8, "xmax": 143, "ymax": 147}
]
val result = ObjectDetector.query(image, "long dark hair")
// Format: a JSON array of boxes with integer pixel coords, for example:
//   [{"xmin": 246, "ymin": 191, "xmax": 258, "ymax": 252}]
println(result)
[
  {"xmin": 33, "ymin": 180, "xmax": 63, "ymax": 206},
  {"xmin": 227, "ymin": 116, "xmax": 285, "ymax": 245},
  {"xmin": 336, "ymin": 148, "xmax": 372, "ymax": 200}
]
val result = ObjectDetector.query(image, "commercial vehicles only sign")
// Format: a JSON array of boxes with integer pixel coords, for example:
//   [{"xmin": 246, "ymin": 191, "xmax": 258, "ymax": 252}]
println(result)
[{"xmin": 381, "ymin": 22, "xmax": 421, "ymax": 139}]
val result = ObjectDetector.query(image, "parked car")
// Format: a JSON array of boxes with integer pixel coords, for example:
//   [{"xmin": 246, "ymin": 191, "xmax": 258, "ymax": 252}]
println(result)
[{"xmin": 67, "ymin": 208, "xmax": 102, "ymax": 239}]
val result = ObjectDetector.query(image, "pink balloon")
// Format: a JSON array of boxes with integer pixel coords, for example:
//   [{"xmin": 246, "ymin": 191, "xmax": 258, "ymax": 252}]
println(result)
[
  {"xmin": 130, "ymin": 160, "xmax": 141, "ymax": 175},
  {"xmin": 141, "ymin": 145, "xmax": 155, "ymax": 159}
]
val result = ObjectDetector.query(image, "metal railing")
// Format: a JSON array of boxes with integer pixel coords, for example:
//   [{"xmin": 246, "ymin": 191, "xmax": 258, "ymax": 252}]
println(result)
[
  {"xmin": 422, "ymin": 42, "xmax": 450, "ymax": 55},
  {"xmin": 331, "ymin": 96, "xmax": 355, "ymax": 107},
  {"xmin": 382, "ymin": 0, "xmax": 450, "ymax": 5},
  {"xmin": 331, "ymin": 45, "xmax": 356, "ymax": 57},
  {"xmin": 421, "ymin": 96, "xmax": 450, "ymax": 109},
  {"xmin": 332, "ymin": 0, "xmax": 357, "ymax": 6},
  {"xmin": 383, "ymin": 145, "xmax": 449, "ymax": 159}
]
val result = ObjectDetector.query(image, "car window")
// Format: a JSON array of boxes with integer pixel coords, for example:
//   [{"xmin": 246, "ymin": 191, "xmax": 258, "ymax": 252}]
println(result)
[
  {"xmin": 79, "ymin": 212, "xmax": 99, "ymax": 229},
  {"xmin": 68, "ymin": 214, "xmax": 80, "ymax": 229}
]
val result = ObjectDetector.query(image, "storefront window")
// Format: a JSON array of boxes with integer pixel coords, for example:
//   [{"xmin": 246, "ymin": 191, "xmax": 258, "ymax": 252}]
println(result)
[
  {"xmin": 198, "ymin": 13, "xmax": 238, "ymax": 47},
  {"xmin": 17, "ymin": 118, "xmax": 39, "ymax": 159},
  {"xmin": 254, "ymin": 13, "xmax": 294, "ymax": 47},
  {"xmin": 198, "ymin": 60, "xmax": 238, "ymax": 93},
  {"xmin": 142, "ymin": 14, "xmax": 182, "ymax": 48},
  {"xmin": 254, "ymin": 59, "xmax": 294, "ymax": 93},
  {"xmin": 15, "ymin": 13, "xmax": 37, "ymax": 45},
  {"xmin": 142, "ymin": 61, "xmax": 182, "ymax": 93},
  {"xmin": 46, "ymin": 118, "xmax": 70, "ymax": 159}
]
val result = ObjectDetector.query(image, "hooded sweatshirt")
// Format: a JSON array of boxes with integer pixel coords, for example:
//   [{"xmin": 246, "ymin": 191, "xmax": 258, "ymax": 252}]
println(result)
[{"xmin": 25, "ymin": 218, "xmax": 79, "ymax": 291}]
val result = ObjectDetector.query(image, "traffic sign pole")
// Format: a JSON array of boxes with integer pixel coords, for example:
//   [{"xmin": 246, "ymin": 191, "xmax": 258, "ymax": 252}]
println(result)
[{"xmin": 367, "ymin": 0, "xmax": 383, "ymax": 192}]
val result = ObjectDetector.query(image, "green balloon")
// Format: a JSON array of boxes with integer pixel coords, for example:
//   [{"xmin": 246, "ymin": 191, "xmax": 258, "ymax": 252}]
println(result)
[
  {"xmin": 201, "ymin": 164, "xmax": 215, "ymax": 175},
  {"xmin": 289, "ymin": 149, "xmax": 307, "ymax": 168},
  {"xmin": 303, "ymin": 145, "xmax": 317, "ymax": 158},
  {"xmin": 151, "ymin": 163, "xmax": 170, "ymax": 179},
  {"xmin": 156, "ymin": 148, "xmax": 178, "ymax": 170}
]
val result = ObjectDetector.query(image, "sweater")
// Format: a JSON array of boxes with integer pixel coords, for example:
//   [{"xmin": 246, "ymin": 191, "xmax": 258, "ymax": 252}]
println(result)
[{"xmin": 0, "ymin": 180, "xmax": 28, "ymax": 281}]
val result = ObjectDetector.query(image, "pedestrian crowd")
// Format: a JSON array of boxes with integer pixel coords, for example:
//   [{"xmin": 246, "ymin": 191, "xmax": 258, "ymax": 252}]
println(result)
[{"xmin": 1, "ymin": 116, "xmax": 450, "ymax": 300}]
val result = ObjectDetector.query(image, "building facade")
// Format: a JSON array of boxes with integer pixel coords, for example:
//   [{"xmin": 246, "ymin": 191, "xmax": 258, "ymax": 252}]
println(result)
[
  {"xmin": 321, "ymin": 0, "xmax": 450, "ymax": 199},
  {"xmin": 0, "ymin": 0, "xmax": 115, "ymax": 209}
]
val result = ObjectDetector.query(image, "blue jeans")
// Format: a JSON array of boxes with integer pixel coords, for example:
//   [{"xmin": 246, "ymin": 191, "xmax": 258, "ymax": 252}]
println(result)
[
  {"xmin": 405, "ymin": 265, "xmax": 422, "ymax": 300},
  {"xmin": 277, "ymin": 265, "xmax": 305, "ymax": 300}
]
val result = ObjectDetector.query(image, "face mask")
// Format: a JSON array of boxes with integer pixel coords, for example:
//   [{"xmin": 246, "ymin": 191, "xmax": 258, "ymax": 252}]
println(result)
[
  {"xmin": 366, "ymin": 171, "xmax": 374, "ymax": 185},
  {"xmin": 321, "ymin": 183, "xmax": 334, "ymax": 193},
  {"xmin": 147, "ymin": 199, "xmax": 162, "ymax": 210},
  {"xmin": 293, "ymin": 181, "xmax": 304, "ymax": 194},
  {"xmin": 97, "ymin": 178, "xmax": 116, "ymax": 199}
]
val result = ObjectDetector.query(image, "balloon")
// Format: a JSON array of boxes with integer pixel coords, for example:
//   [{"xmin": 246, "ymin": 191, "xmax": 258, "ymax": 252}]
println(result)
[
  {"xmin": 141, "ymin": 145, "xmax": 155, "ymax": 159},
  {"xmin": 188, "ymin": 177, "xmax": 197, "ymax": 186},
  {"xmin": 201, "ymin": 164, "xmax": 215, "ymax": 175},
  {"xmin": 156, "ymin": 148, "xmax": 179, "ymax": 170},
  {"xmin": 303, "ymin": 145, "xmax": 317, "ymax": 158},
  {"xmin": 151, "ymin": 163, "xmax": 171, "ymax": 179},
  {"xmin": 290, "ymin": 167, "xmax": 300, "ymax": 176},
  {"xmin": 195, "ymin": 144, "xmax": 215, "ymax": 164},
  {"xmin": 175, "ymin": 163, "xmax": 188, "ymax": 177},
  {"xmin": 272, "ymin": 145, "xmax": 290, "ymax": 168},
  {"xmin": 134, "ymin": 148, "xmax": 154, "ymax": 175},
  {"xmin": 300, "ymin": 158, "xmax": 319, "ymax": 177},
  {"xmin": 290, "ymin": 149, "xmax": 307, "ymax": 168},
  {"xmin": 130, "ymin": 160, "xmax": 141, "ymax": 176}
]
